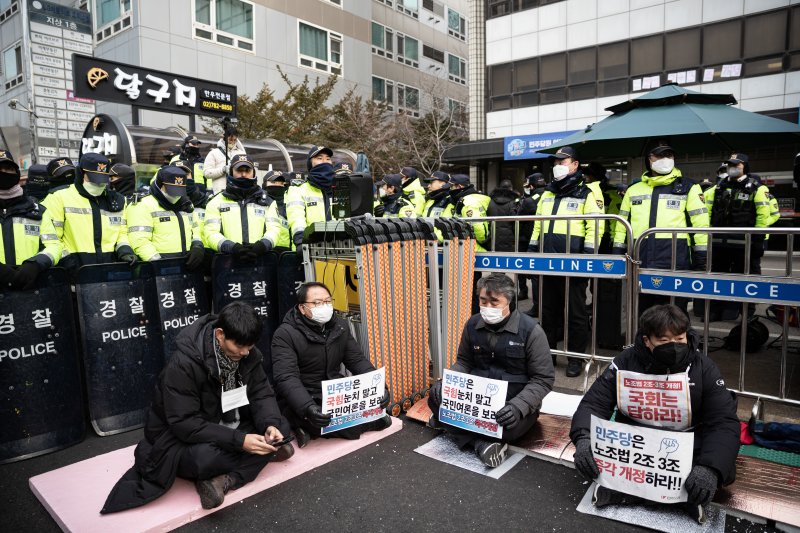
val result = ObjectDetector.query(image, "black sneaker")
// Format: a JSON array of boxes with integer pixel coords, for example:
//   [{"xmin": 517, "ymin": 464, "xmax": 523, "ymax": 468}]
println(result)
[
  {"xmin": 195, "ymin": 474, "xmax": 232, "ymax": 509},
  {"xmin": 370, "ymin": 415, "xmax": 392, "ymax": 431},
  {"xmin": 475, "ymin": 440, "xmax": 508, "ymax": 468},
  {"xmin": 274, "ymin": 443, "xmax": 295, "ymax": 462},
  {"xmin": 592, "ymin": 485, "xmax": 647, "ymax": 508},
  {"xmin": 294, "ymin": 427, "xmax": 311, "ymax": 449},
  {"xmin": 566, "ymin": 359, "xmax": 582, "ymax": 377}
]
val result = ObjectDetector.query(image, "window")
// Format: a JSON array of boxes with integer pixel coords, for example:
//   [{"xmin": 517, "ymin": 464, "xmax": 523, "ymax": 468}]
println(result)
[
  {"xmin": 397, "ymin": 33, "xmax": 419, "ymax": 67},
  {"xmin": 703, "ymin": 20, "xmax": 741, "ymax": 65},
  {"xmin": 397, "ymin": 0, "xmax": 418, "ymax": 18},
  {"xmin": 744, "ymin": 10, "xmax": 787, "ymax": 58},
  {"xmin": 2, "ymin": 42, "xmax": 22, "ymax": 90},
  {"xmin": 95, "ymin": 0, "xmax": 132, "ymax": 43},
  {"xmin": 298, "ymin": 21, "xmax": 342, "ymax": 75},
  {"xmin": 448, "ymin": 53, "xmax": 466, "ymax": 84},
  {"xmin": 422, "ymin": 0, "xmax": 444, "ymax": 17},
  {"xmin": 375, "ymin": 0, "xmax": 392, "ymax": 7},
  {"xmin": 597, "ymin": 41, "xmax": 628, "ymax": 80},
  {"xmin": 448, "ymin": 8, "xmax": 466, "ymax": 41},
  {"xmin": 194, "ymin": 0, "xmax": 254, "ymax": 52},
  {"xmin": 423, "ymin": 44, "xmax": 444, "ymax": 63},
  {"xmin": 631, "ymin": 34, "xmax": 663, "ymax": 76},
  {"xmin": 568, "ymin": 48, "xmax": 595, "ymax": 85},
  {"xmin": 515, "ymin": 58, "xmax": 538, "ymax": 92},
  {"xmin": 791, "ymin": 7, "xmax": 800, "ymax": 51},
  {"xmin": 372, "ymin": 76, "xmax": 395, "ymax": 110},
  {"xmin": 539, "ymin": 53, "xmax": 566, "ymax": 88},
  {"xmin": 0, "ymin": 0, "xmax": 19, "ymax": 25},
  {"xmin": 665, "ymin": 28, "xmax": 700, "ymax": 71},
  {"xmin": 491, "ymin": 63, "xmax": 512, "ymax": 95},
  {"xmin": 447, "ymin": 98, "xmax": 467, "ymax": 125},
  {"xmin": 372, "ymin": 22, "xmax": 394, "ymax": 59},
  {"xmin": 397, "ymin": 83, "xmax": 419, "ymax": 116}
]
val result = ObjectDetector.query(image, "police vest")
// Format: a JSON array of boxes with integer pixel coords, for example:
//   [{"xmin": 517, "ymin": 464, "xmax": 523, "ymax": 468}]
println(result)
[
  {"xmin": 203, "ymin": 190, "xmax": 272, "ymax": 251},
  {"xmin": 0, "ymin": 196, "xmax": 57, "ymax": 266},
  {"xmin": 464, "ymin": 313, "xmax": 537, "ymax": 385},
  {"xmin": 285, "ymin": 181, "xmax": 331, "ymax": 237},
  {"xmin": 127, "ymin": 193, "xmax": 197, "ymax": 259},
  {"xmin": 710, "ymin": 179, "xmax": 758, "ymax": 228},
  {"xmin": 382, "ymin": 196, "xmax": 416, "ymax": 218},
  {"xmin": 402, "ymin": 177, "xmax": 427, "ymax": 216}
]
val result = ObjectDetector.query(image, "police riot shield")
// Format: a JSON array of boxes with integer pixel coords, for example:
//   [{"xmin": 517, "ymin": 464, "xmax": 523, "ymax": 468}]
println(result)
[
  {"xmin": 0, "ymin": 268, "xmax": 84, "ymax": 463},
  {"xmin": 277, "ymin": 251, "xmax": 305, "ymax": 322},
  {"xmin": 212, "ymin": 253, "xmax": 279, "ymax": 382},
  {"xmin": 151, "ymin": 258, "xmax": 210, "ymax": 361},
  {"xmin": 76, "ymin": 263, "xmax": 164, "ymax": 436}
]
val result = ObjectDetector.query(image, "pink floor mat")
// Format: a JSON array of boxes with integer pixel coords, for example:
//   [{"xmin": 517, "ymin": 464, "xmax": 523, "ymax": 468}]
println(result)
[{"xmin": 29, "ymin": 418, "xmax": 402, "ymax": 533}]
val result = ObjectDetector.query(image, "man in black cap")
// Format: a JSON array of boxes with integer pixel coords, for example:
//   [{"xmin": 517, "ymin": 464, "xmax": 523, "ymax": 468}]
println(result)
[
  {"xmin": 108, "ymin": 163, "xmax": 138, "ymax": 200},
  {"xmin": 22, "ymin": 164, "xmax": 50, "ymax": 201},
  {"xmin": 0, "ymin": 149, "xmax": 59, "ymax": 289},
  {"xmin": 447, "ymin": 174, "xmax": 491, "ymax": 251},
  {"xmin": 286, "ymin": 146, "xmax": 336, "ymax": 249},
  {"xmin": 44, "ymin": 156, "xmax": 77, "ymax": 198},
  {"xmin": 42, "ymin": 152, "xmax": 136, "ymax": 273},
  {"xmin": 400, "ymin": 166, "xmax": 426, "ymax": 216},
  {"xmin": 487, "ymin": 178, "xmax": 522, "ymax": 252},
  {"xmin": 422, "ymin": 171, "xmax": 452, "ymax": 218},
  {"xmin": 176, "ymin": 135, "xmax": 205, "ymax": 189},
  {"xmin": 376, "ymin": 174, "xmax": 416, "ymax": 218},
  {"xmin": 333, "ymin": 161, "xmax": 352, "ymax": 176},
  {"xmin": 261, "ymin": 170, "xmax": 291, "ymax": 250}
]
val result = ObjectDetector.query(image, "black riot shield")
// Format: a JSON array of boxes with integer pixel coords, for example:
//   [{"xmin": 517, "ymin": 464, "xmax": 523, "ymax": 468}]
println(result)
[
  {"xmin": 0, "ymin": 268, "xmax": 84, "ymax": 463},
  {"xmin": 277, "ymin": 251, "xmax": 306, "ymax": 322},
  {"xmin": 151, "ymin": 258, "xmax": 210, "ymax": 361},
  {"xmin": 212, "ymin": 253, "xmax": 279, "ymax": 382},
  {"xmin": 76, "ymin": 263, "xmax": 164, "ymax": 436}
]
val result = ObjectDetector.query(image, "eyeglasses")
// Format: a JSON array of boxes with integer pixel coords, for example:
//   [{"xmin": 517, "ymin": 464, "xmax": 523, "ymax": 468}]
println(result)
[{"xmin": 304, "ymin": 299, "xmax": 332, "ymax": 307}]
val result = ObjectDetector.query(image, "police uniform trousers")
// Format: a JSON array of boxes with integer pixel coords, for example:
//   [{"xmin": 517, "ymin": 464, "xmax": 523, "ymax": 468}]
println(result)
[
  {"xmin": 176, "ymin": 419, "xmax": 271, "ymax": 489},
  {"xmin": 710, "ymin": 240, "xmax": 764, "ymax": 317},
  {"xmin": 541, "ymin": 276, "xmax": 589, "ymax": 355}
]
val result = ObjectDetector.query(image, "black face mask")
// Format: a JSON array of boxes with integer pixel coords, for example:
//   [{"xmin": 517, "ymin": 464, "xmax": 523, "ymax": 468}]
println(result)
[
  {"xmin": 267, "ymin": 186, "xmax": 286, "ymax": 200},
  {"xmin": 0, "ymin": 171, "xmax": 20, "ymax": 190},
  {"xmin": 650, "ymin": 341, "xmax": 690, "ymax": 372},
  {"xmin": 186, "ymin": 147, "xmax": 201, "ymax": 158}
]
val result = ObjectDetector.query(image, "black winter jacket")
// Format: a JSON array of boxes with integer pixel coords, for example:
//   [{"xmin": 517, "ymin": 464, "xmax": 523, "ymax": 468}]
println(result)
[
  {"xmin": 487, "ymin": 188, "xmax": 521, "ymax": 252},
  {"xmin": 570, "ymin": 330, "xmax": 740, "ymax": 485},
  {"xmin": 272, "ymin": 307, "xmax": 375, "ymax": 416},
  {"xmin": 101, "ymin": 314, "xmax": 287, "ymax": 513}
]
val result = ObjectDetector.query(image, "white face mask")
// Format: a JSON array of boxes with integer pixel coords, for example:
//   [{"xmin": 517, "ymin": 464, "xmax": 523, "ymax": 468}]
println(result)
[
  {"xmin": 84, "ymin": 181, "xmax": 106, "ymax": 196},
  {"xmin": 727, "ymin": 167, "xmax": 743, "ymax": 180},
  {"xmin": 552, "ymin": 163, "xmax": 571, "ymax": 180},
  {"xmin": 309, "ymin": 303, "xmax": 334, "ymax": 324},
  {"xmin": 523, "ymin": 187, "xmax": 532, "ymax": 195},
  {"xmin": 650, "ymin": 157, "xmax": 675, "ymax": 175},
  {"xmin": 378, "ymin": 187, "xmax": 388, "ymax": 198},
  {"xmin": 480, "ymin": 305, "xmax": 507, "ymax": 325}
]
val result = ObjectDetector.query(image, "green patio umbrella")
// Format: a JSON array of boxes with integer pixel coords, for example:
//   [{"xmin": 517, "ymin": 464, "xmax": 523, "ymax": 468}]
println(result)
[{"xmin": 540, "ymin": 84, "xmax": 800, "ymax": 159}]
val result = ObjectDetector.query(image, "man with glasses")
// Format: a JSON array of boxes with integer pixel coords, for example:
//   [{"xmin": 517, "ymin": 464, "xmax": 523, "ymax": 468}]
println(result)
[{"xmin": 271, "ymin": 282, "xmax": 391, "ymax": 447}]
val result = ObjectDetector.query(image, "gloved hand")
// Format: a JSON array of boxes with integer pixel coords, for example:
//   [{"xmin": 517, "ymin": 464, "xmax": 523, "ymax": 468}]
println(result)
[
  {"xmin": 380, "ymin": 389, "xmax": 391, "ymax": 409},
  {"xmin": 692, "ymin": 250, "xmax": 707, "ymax": 272},
  {"xmin": 495, "ymin": 403, "xmax": 522, "ymax": 429},
  {"xmin": 429, "ymin": 380, "xmax": 443, "ymax": 407},
  {"xmin": 12, "ymin": 261, "xmax": 42, "ymax": 290},
  {"xmin": 573, "ymin": 438, "xmax": 600, "ymax": 481},
  {"xmin": 231, "ymin": 243, "xmax": 251, "ymax": 261},
  {"xmin": 374, "ymin": 204, "xmax": 385, "ymax": 217},
  {"xmin": 527, "ymin": 243, "xmax": 539, "ymax": 253},
  {"xmin": 303, "ymin": 403, "xmax": 332, "ymax": 428},
  {"xmin": 185, "ymin": 244, "xmax": 205, "ymax": 271},
  {"xmin": 251, "ymin": 240, "xmax": 271, "ymax": 256},
  {"xmin": 118, "ymin": 252, "xmax": 138, "ymax": 267},
  {"xmin": 292, "ymin": 232, "xmax": 304, "ymax": 248},
  {"xmin": 684, "ymin": 465, "xmax": 718, "ymax": 506},
  {"xmin": 222, "ymin": 165, "xmax": 230, "ymax": 176},
  {"xmin": 0, "ymin": 263, "xmax": 17, "ymax": 288}
]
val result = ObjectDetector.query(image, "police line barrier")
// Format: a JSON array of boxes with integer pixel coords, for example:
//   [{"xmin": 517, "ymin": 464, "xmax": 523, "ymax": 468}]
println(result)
[
  {"xmin": 77, "ymin": 263, "xmax": 165, "ymax": 436},
  {"xmin": 0, "ymin": 268, "xmax": 84, "ymax": 464},
  {"xmin": 633, "ymin": 226, "xmax": 800, "ymax": 407}
]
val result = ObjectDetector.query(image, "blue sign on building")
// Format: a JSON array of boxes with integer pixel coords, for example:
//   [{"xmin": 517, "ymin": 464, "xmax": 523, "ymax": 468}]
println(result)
[
  {"xmin": 639, "ymin": 271, "xmax": 800, "ymax": 305},
  {"xmin": 503, "ymin": 131, "xmax": 579, "ymax": 161}
]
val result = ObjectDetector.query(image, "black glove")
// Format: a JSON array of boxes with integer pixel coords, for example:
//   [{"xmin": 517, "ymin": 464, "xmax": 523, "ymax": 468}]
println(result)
[
  {"xmin": 185, "ymin": 244, "xmax": 205, "ymax": 271},
  {"xmin": 380, "ymin": 389, "xmax": 391, "ymax": 409},
  {"xmin": 118, "ymin": 252, "xmax": 138, "ymax": 266},
  {"xmin": 692, "ymin": 250, "xmax": 707, "ymax": 272},
  {"xmin": 429, "ymin": 380, "xmax": 443, "ymax": 407},
  {"xmin": 231, "ymin": 243, "xmax": 251, "ymax": 261},
  {"xmin": 0, "ymin": 263, "xmax": 17, "ymax": 289},
  {"xmin": 573, "ymin": 438, "xmax": 600, "ymax": 481},
  {"xmin": 373, "ymin": 204, "xmax": 385, "ymax": 217},
  {"xmin": 495, "ymin": 403, "xmax": 522, "ymax": 429},
  {"xmin": 251, "ymin": 240, "xmax": 271, "ymax": 256},
  {"xmin": 12, "ymin": 261, "xmax": 42, "ymax": 290},
  {"xmin": 684, "ymin": 465, "xmax": 718, "ymax": 506},
  {"xmin": 303, "ymin": 403, "xmax": 332, "ymax": 428},
  {"xmin": 527, "ymin": 243, "xmax": 539, "ymax": 253},
  {"xmin": 292, "ymin": 232, "xmax": 304, "ymax": 248}
]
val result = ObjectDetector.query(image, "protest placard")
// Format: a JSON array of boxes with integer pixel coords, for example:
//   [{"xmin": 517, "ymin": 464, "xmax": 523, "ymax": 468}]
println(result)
[
  {"xmin": 321, "ymin": 367, "xmax": 386, "ymax": 435},
  {"xmin": 590, "ymin": 414, "xmax": 694, "ymax": 503},
  {"xmin": 439, "ymin": 369, "xmax": 508, "ymax": 439},
  {"xmin": 616, "ymin": 370, "xmax": 692, "ymax": 430}
]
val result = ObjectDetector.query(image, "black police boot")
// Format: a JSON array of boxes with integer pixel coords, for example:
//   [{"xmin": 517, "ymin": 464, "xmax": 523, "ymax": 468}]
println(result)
[
  {"xmin": 566, "ymin": 358, "xmax": 582, "ymax": 378},
  {"xmin": 294, "ymin": 427, "xmax": 311, "ymax": 449}
]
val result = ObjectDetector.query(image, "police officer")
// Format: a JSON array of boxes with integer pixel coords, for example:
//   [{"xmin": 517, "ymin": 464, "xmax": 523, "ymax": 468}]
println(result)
[
  {"xmin": 23, "ymin": 164, "xmax": 50, "ymax": 201},
  {"xmin": 528, "ymin": 147, "xmax": 604, "ymax": 377},
  {"xmin": 376, "ymin": 174, "xmax": 416, "ymax": 218},
  {"xmin": 108, "ymin": 163, "xmax": 138, "ymax": 200},
  {"xmin": 204, "ymin": 154, "xmax": 277, "ymax": 260},
  {"xmin": 517, "ymin": 173, "xmax": 544, "ymax": 302},
  {"xmin": 333, "ymin": 161, "xmax": 352, "ymax": 176},
  {"xmin": 44, "ymin": 156, "xmax": 77, "ymax": 198},
  {"xmin": 0, "ymin": 150, "xmax": 59, "ymax": 289},
  {"xmin": 446, "ymin": 174, "xmax": 491, "ymax": 251},
  {"xmin": 42, "ymin": 152, "xmax": 136, "ymax": 273},
  {"xmin": 400, "ymin": 166, "xmax": 426, "ymax": 216},
  {"xmin": 173, "ymin": 159, "xmax": 213, "ymax": 245},
  {"xmin": 422, "ymin": 171, "xmax": 451, "ymax": 218},
  {"xmin": 127, "ymin": 166, "xmax": 205, "ymax": 270},
  {"xmin": 173, "ymin": 135, "xmax": 205, "ymax": 188},
  {"xmin": 612, "ymin": 141, "xmax": 709, "ymax": 314},
  {"xmin": 705, "ymin": 153, "xmax": 780, "ymax": 319},
  {"xmin": 262, "ymin": 170, "xmax": 291, "ymax": 251},
  {"xmin": 286, "ymin": 146, "xmax": 336, "ymax": 249},
  {"xmin": 583, "ymin": 162, "xmax": 621, "ymax": 253}
]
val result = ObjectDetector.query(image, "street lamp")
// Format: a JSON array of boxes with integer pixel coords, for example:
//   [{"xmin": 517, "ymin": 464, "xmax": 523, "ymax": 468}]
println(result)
[{"xmin": 8, "ymin": 98, "xmax": 38, "ymax": 165}]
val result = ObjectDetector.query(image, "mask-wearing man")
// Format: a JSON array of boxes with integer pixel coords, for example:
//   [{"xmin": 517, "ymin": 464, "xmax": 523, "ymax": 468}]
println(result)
[
  {"xmin": 271, "ymin": 282, "xmax": 392, "ymax": 448},
  {"xmin": 427, "ymin": 273, "xmax": 554, "ymax": 468},
  {"xmin": 375, "ymin": 174, "xmax": 416, "ymax": 218},
  {"xmin": 516, "ymin": 173, "xmax": 543, "ymax": 304},
  {"xmin": 286, "ymin": 146, "xmax": 336, "ymax": 250},
  {"xmin": 261, "ymin": 170, "xmax": 291, "ymax": 251},
  {"xmin": 45, "ymin": 156, "xmax": 77, "ymax": 196},
  {"xmin": 399, "ymin": 166, "xmax": 426, "ymax": 216},
  {"xmin": 108, "ymin": 163, "xmax": 137, "ymax": 199},
  {"xmin": 445, "ymin": 174, "xmax": 491, "ymax": 251},
  {"xmin": 0, "ymin": 150, "xmax": 59, "ymax": 290},
  {"xmin": 570, "ymin": 304, "xmax": 739, "ymax": 524},
  {"xmin": 41, "ymin": 152, "xmax": 135, "ymax": 274}
]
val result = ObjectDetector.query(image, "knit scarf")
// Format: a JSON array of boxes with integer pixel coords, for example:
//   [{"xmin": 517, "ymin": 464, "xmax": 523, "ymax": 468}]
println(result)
[{"xmin": 0, "ymin": 184, "xmax": 23, "ymax": 200}]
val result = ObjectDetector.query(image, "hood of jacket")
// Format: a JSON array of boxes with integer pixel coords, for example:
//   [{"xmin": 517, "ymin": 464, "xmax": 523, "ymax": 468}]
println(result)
[{"xmin": 490, "ymin": 188, "xmax": 519, "ymax": 204}]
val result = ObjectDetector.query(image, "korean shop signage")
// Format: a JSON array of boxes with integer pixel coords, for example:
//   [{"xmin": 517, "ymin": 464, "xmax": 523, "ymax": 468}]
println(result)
[{"xmin": 71, "ymin": 54, "xmax": 237, "ymax": 118}]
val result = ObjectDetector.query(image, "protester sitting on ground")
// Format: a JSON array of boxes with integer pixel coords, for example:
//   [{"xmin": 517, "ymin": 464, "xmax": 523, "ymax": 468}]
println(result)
[
  {"xmin": 271, "ymin": 282, "xmax": 391, "ymax": 447},
  {"xmin": 101, "ymin": 302, "xmax": 293, "ymax": 513},
  {"xmin": 569, "ymin": 304, "xmax": 739, "ymax": 523},
  {"xmin": 428, "ymin": 273, "xmax": 555, "ymax": 468}
]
